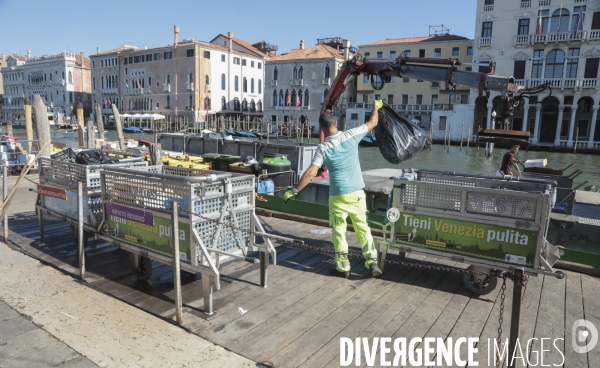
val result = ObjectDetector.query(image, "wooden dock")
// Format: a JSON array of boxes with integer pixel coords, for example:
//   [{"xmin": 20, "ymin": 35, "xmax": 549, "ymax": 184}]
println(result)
[{"xmin": 1, "ymin": 175, "xmax": 599, "ymax": 367}]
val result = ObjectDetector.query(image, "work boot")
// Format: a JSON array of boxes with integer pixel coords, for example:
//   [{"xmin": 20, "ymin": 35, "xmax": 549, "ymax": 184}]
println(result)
[
  {"xmin": 370, "ymin": 263, "xmax": 382, "ymax": 277},
  {"xmin": 329, "ymin": 268, "xmax": 350, "ymax": 279}
]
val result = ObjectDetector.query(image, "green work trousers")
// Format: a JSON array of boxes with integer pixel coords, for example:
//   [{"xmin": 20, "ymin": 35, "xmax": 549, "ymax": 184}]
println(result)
[{"xmin": 329, "ymin": 190, "xmax": 377, "ymax": 272}]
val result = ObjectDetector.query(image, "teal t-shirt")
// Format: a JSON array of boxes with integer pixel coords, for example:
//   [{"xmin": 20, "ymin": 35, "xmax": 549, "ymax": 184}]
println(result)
[{"xmin": 311, "ymin": 125, "xmax": 368, "ymax": 196}]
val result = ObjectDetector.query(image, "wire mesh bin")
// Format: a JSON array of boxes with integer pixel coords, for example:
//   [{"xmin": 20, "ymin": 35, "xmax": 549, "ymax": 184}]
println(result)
[
  {"xmin": 38, "ymin": 156, "xmax": 149, "ymax": 226},
  {"xmin": 376, "ymin": 168, "xmax": 564, "ymax": 295}
]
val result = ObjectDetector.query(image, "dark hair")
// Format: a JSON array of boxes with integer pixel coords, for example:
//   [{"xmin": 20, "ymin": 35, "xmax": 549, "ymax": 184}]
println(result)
[
  {"xmin": 319, "ymin": 112, "xmax": 335, "ymax": 129},
  {"xmin": 512, "ymin": 145, "xmax": 520, "ymax": 150}
]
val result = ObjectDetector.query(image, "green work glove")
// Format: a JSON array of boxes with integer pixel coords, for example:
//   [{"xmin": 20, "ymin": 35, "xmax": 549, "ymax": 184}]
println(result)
[
  {"xmin": 283, "ymin": 186, "xmax": 298, "ymax": 203},
  {"xmin": 374, "ymin": 99, "xmax": 384, "ymax": 110}
]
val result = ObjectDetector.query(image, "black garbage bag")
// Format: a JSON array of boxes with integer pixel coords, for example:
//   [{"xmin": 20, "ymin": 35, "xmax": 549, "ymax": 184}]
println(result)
[
  {"xmin": 51, "ymin": 148, "xmax": 77, "ymax": 162},
  {"xmin": 75, "ymin": 149, "xmax": 119, "ymax": 165},
  {"xmin": 373, "ymin": 103, "xmax": 431, "ymax": 164}
]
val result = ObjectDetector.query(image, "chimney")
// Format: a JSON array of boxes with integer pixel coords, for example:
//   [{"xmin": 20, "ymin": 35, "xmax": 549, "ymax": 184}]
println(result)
[
  {"xmin": 299, "ymin": 40, "xmax": 304, "ymax": 50},
  {"xmin": 174, "ymin": 25, "xmax": 180, "ymax": 46},
  {"xmin": 228, "ymin": 32, "xmax": 233, "ymax": 52},
  {"xmin": 27, "ymin": 49, "xmax": 31, "ymax": 59},
  {"xmin": 96, "ymin": 47, "xmax": 100, "ymax": 55},
  {"xmin": 343, "ymin": 39, "xmax": 351, "ymax": 60}
]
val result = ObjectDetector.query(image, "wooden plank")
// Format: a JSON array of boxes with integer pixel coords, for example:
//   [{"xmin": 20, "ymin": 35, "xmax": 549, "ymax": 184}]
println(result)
[
  {"xmin": 564, "ymin": 271, "xmax": 588, "ymax": 368},
  {"xmin": 527, "ymin": 274, "xmax": 567, "ymax": 367},
  {"xmin": 233, "ymin": 258, "xmax": 369, "ymax": 360},
  {"xmin": 580, "ymin": 275, "xmax": 600, "ymax": 366},
  {"xmin": 477, "ymin": 128, "xmax": 530, "ymax": 139}
]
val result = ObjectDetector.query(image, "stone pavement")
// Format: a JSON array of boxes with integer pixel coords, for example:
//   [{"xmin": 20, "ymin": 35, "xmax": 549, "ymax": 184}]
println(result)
[{"xmin": 0, "ymin": 241, "xmax": 256, "ymax": 368}]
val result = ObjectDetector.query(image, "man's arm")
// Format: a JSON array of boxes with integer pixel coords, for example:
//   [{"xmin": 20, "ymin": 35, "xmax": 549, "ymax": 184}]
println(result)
[
  {"xmin": 295, "ymin": 164, "xmax": 320, "ymax": 192},
  {"xmin": 365, "ymin": 102, "xmax": 381, "ymax": 132}
]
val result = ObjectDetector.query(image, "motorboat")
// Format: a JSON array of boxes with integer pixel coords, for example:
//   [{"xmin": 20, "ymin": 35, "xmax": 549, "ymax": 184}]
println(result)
[
  {"xmin": 62, "ymin": 127, "xmax": 98, "ymax": 138},
  {"xmin": 122, "ymin": 126, "xmax": 145, "ymax": 134}
]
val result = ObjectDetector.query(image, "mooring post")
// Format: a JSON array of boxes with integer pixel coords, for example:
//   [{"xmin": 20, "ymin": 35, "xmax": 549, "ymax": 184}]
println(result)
[
  {"xmin": 32, "ymin": 95, "xmax": 52, "ymax": 156},
  {"xmin": 171, "ymin": 202, "xmax": 183, "ymax": 325},
  {"xmin": 77, "ymin": 181, "xmax": 86, "ymax": 279},
  {"xmin": 508, "ymin": 268, "xmax": 524, "ymax": 368},
  {"xmin": 260, "ymin": 250, "xmax": 269, "ymax": 288},
  {"xmin": 77, "ymin": 102, "xmax": 85, "ymax": 148},
  {"xmin": 149, "ymin": 143, "xmax": 162, "ymax": 166},
  {"xmin": 24, "ymin": 98, "xmax": 34, "ymax": 153},
  {"xmin": 95, "ymin": 102, "xmax": 105, "ymax": 140},
  {"xmin": 3, "ymin": 165, "xmax": 7, "ymax": 242},
  {"xmin": 111, "ymin": 104, "xmax": 126, "ymax": 150},
  {"xmin": 6, "ymin": 120, "xmax": 13, "ymax": 137},
  {"xmin": 87, "ymin": 120, "xmax": 95, "ymax": 148}
]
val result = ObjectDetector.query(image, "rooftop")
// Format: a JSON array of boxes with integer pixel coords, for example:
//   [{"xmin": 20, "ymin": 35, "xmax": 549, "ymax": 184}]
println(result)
[
  {"xmin": 360, "ymin": 34, "xmax": 471, "ymax": 47},
  {"xmin": 268, "ymin": 44, "xmax": 344, "ymax": 61}
]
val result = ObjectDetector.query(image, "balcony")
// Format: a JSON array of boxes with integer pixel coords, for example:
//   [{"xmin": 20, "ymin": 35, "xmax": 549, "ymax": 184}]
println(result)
[
  {"xmin": 205, "ymin": 85, "xmax": 211, "ymax": 92},
  {"xmin": 125, "ymin": 88, "xmax": 143, "ymax": 95},
  {"xmin": 574, "ymin": 0, "xmax": 587, "ymax": 3},
  {"xmin": 483, "ymin": 4, "xmax": 494, "ymax": 11},
  {"xmin": 528, "ymin": 78, "xmax": 577, "ymax": 90},
  {"xmin": 515, "ymin": 31, "xmax": 587, "ymax": 46},
  {"xmin": 270, "ymin": 80, "xmax": 278, "ymax": 87},
  {"xmin": 514, "ymin": 79, "xmax": 526, "ymax": 87},
  {"xmin": 186, "ymin": 82, "xmax": 194, "ymax": 91},
  {"xmin": 588, "ymin": 30, "xmax": 600, "ymax": 40},
  {"xmin": 164, "ymin": 84, "xmax": 170, "ymax": 92},
  {"xmin": 521, "ymin": 1, "xmax": 531, "ymax": 8},
  {"xmin": 580, "ymin": 78, "xmax": 597, "ymax": 89},
  {"xmin": 478, "ymin": 37, "xmax": 493, "ymax": 47},
  {"xmin": 539, "ymin": 0, "xmax": 550, "ymax": 6},
  {"xmin": 322, "ymin": 78, "xmax": 330, "ymax": 85},
  {"xmin": 514, "ymin": 35, "xmax": 530, "ymax": 46},
  {"xmin": 290, "ymin": 78, "xmax": 303, "ymax": 86}
]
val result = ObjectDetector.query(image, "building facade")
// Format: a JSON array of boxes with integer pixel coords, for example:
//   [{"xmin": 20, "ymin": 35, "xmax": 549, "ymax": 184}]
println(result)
[
  {"xmin": 474, "ymin": 0, "xmax": 600, "ymax": 149},
  {"xmin": 346, "ymin": 32, "xmax": 474, "ymax": 135},
  {"xmin": 90, "ymin": 29, "xmax": 267, "ymax": 124},
  {"xmin": 1, "ymin": 51, "xmax": 91, "ymax": 125},
  {"xmin": 264, "ymin": 38, "xmax": 351, "ymax": 130}
]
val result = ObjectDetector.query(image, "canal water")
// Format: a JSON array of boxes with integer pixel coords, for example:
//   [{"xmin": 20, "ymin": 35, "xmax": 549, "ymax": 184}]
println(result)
[{"xmin": 13, "ymin": 128, "xmax": 599, "ymax": 188}]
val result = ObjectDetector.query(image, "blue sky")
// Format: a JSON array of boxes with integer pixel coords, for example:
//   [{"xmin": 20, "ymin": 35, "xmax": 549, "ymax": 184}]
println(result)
[{"xmin": 0, "ymin": 0, "xmax": 477, "ymax": 58}]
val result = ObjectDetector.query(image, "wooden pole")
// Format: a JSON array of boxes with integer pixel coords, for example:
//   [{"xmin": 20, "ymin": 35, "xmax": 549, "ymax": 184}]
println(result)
[
  {"xmin": 6, "ymin": 120, "xmax": 12, "ymax": 137},
  {"xmin": 111, "ymin": 104, "xmax": 126, "ymax": 150},
  {"xmin": 86, "ymin": 120, "xmax": 95, "ymax": 148},
  {"xmin": 95, "ymin": 102, "xmax": 105, "ymax": 140},
  {"xmin": 467, "ymin": 126, "xmax": 471, "ymax": 153},
  {"xmin": 429, "ymin": 122, "xmax": 433, "ymax": 151},
  {"xmin": 77, "ymin": 181, "xmax": 86, "ymax": 280},
  {"xmin": 77, "ymin": 102, "xmax": 85, "ymax": 148},
  {"xmin": 24, "ymin": 98, "xmax": 34, "ymax": 152},
  {"xmin": 149, "ymin": 143, "xmax": 162, "ymax": 166},
  {"xmin": 460, "ymin": 122, "xmax": 464, "ymax": 151},
  {"xmin": 32, "ymin": 96, "xmax": 52, "ymax": 156},
  {"xmin": 574, "ymin": 127, "xmax": 579, "ymax": 154}
]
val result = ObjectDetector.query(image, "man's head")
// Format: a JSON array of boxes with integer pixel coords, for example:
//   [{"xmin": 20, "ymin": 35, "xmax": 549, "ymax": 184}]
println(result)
[
  {"xmin": 511, "ymin": 145, "xmax": 520, "ymax": 154},
  {"xmin": 319, "ymin": 111, "xmax": 337, "ymax": 133}
]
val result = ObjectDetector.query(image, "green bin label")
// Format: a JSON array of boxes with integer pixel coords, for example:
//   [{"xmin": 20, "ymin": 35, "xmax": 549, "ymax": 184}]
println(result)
[{"xmin": 397, "ymin": 213, "xmax": 538, "ymax": 266}]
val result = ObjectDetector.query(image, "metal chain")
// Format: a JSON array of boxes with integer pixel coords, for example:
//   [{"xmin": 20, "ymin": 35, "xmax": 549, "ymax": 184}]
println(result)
[{"xmin": 495, "ymin": 271, "xmax": 528, "ymax": 367}]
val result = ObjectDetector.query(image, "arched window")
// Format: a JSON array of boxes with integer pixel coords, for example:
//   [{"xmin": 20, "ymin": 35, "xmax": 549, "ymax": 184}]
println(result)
[
  {"xmin": 243, "ymin": 77, "xmax": 247, "ymax": 92},
  {"xmin": 234, "ymin": 97, "xmax": 240, "ymax": 111},
  {"xmin": 545, "ymin": 50, "xmax": 565, "ymax": 78},
  {"xmin": 293, "ymin": 66, "xmax": 298, "ymax": 79},
  {"xmin": 204, "ymin": 96, "xmax": 211, "ymax": 109},
  {"xmin": 274, "ymin": 67, "xmax": 278, "ymax": 81},
  {"xmin": 325, "ymin": 64, "xmax": 330, "ymax": 78},
  {"xmin": 251, "ymin": 78, "xmax": 255, "ymax": 93},
  {"xmin": 166, "ymin": 95, "xmax": 171, "ymax": 108},
  {"xmin": 189, "ymin": 95, "xmax": 193, "ymax": 108},
  {"xmin": 250, "ymin": 99, "xmax": 256, "ymax": 112},
  {"xmin": 62, "ymin": 72, "xmax": 65, "ymax": 80},
  {"xmin": 189, "ymin": 72, "xmax": 193, "ymax": 84},
  {"xmin": 68, "ymin": 71, "xmax": 72, "ymax": 83},
  {"xmin": 550, "ymin": 8, "xmax": 570, "ymax": 33},
  {"xmin": 221, "ymin": 74, "xmax": 226, "ymax": 90},
  {"xmin": 298, "ymin": 89, "xmax": 303, "ymax": 106},
  {"xmin": 285, "ymin": 90, "xmax": 290, "ymax": 106},
  {"xmin": 242, "ymin": 98, "xmax": 248, "ymax": 111},
  {"xmin": 258, "ymin": 79, "xmax": 262, "ymax": 94},
  {"xmin": 323, "ymin": 88, "xmax": 329, "ymax": 101},
  {"xmin": 272, "ymin": 90, "xmax": 277, "ymax": 106},
  {"xmin": 167, "ymin": 75, "xmax": 171, "ymax": 86},
  {"xmin": 257, "ymin": 100, "xmax": 263, "ymax": 112},
  {"xmin": 205, "ymin": 74, "xmax": 210, "ymax": 86},
  {"xmin": 291, "ymin": 90, "xmax": 297, "ymax": 106},
  {"xmin": 221, "ymin": 96, "xmax": 227, "ymax": 110},
  {"xmin": 148, "ymin": 76, "xmax": 152, "ymax": 87},
  {"xmin": 304, "ymin": 89, "xmax": 309, "ymax": 107},
  {"xmin": 49, "ymin": 73, "xmax": 52, "ymax": 81},
  {"xmin": 299, "ymin": 66, "xmax": 303, "ymax": 79},
  {"xmin": 279, "ymin": 90, "xmax": 284, "ymax": 106},
  {"xmin": 235, "ymin": 76, "xmax": 239, "ymax": 91},
  {"xmin": 101, "ymin": 76, "xmax": 104, "ymax": 89}
]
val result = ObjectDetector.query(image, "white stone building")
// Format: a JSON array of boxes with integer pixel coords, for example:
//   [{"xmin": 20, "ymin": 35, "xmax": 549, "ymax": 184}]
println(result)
[
  {"xmin": 1, "ymin": 53, "xmax": 27, "ymax": 124},
  {"xmin": 264, "ymin": 38, "xmax": 351, "ymax": 130},
  {"xmin": 474, "ymin": 0, "xmax": 600, "ymax": 149}
]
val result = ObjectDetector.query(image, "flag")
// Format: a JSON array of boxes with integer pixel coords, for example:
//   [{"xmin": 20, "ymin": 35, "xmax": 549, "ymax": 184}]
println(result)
[
  {"xmin": 136, "ymin": 79, "xmax": 141, "ymax": 89},
  {"xmin": 296, "ymin": 94, "xmax": 300, "ymax": 106},
  {"xmin": 575, "ymin": 7, "xmax": 585, "ymax": 33},
  {"xmin": 537, "ymin": 12, "xmax": 542, "ymax": 35},
  {"xmin": 279, "ymin": 94, "xmax": 283, "ymax": 106},
  {"xmin": 286, "ymin": 93, "xmax": 291, "ymax": 106}
]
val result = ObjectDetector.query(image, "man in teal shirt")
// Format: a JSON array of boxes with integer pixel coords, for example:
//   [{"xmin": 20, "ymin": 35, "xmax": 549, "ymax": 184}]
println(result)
[{"xmin": 284, "ymin": 101, "xmax": 382, "ymax": 278}]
